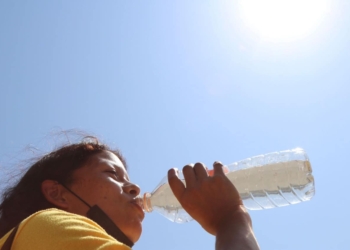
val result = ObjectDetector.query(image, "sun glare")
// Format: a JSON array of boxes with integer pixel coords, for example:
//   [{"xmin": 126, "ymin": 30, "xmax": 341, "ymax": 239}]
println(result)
[{"xmin": 238, "ymin": 0, "xmax": 330, "ymax": 42}]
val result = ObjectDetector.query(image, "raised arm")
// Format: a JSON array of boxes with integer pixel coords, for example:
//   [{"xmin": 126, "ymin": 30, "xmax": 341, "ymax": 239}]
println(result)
[{"xmin": 168, "ymin": 162, "xmax": 260, "ymax": 250}]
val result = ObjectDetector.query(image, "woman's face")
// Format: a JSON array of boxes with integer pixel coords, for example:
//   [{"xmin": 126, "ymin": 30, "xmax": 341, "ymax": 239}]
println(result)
[{"xmin": 68, "ymin": 150, "xmax": 144, "ymax": 243}]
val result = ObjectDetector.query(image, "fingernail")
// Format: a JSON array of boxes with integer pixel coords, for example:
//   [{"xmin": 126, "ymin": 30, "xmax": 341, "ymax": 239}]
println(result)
[
  {"xmin": 168, "ymin": 168, "xmax": 179, "ymax": 177},
  {"xmin": 214, "ymin": 161, "xmax": 223, "ymax": 166}
]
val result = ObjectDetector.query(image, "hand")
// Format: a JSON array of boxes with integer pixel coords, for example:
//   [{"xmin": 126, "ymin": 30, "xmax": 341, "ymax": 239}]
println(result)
[{"xmin": 168, "ymin": 162, "xmax": 247, "ymax": 235}]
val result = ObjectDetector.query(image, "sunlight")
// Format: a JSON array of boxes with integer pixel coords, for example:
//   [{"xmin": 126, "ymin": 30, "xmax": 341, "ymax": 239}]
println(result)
[{"xmin": 238, "ymin": 0, "xmax": 331, "ymax": 42}]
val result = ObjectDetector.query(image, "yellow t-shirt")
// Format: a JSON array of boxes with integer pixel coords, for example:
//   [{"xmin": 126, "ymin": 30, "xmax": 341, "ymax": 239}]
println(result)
[{"xmin": 0, "ymin": 208, "xmax": 132, "ymax": 250}]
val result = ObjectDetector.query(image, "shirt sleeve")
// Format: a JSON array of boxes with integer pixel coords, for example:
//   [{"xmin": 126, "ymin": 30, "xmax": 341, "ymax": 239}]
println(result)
[{"xmin": 13, "ymin": 209, "xmax": 132, "ymax": 250}]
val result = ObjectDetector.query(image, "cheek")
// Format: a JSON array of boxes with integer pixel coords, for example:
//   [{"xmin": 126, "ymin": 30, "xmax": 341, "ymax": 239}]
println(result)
[
  {"xmin": 73, "ymin": 181, "xmax": 114, "ymax": 204},
  {"xmin": 98, "ymin": 182, "xmax": 125, "ymax": 205},
  {"xmin": 72, "ymin": 175, "xmax": 125, "ymax": 208}
]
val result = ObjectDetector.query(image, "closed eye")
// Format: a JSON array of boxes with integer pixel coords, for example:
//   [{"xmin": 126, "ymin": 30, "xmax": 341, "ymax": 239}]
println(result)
[{"xmin": 106, "ymin": 170, "xmax": 119, "ymax": 177}]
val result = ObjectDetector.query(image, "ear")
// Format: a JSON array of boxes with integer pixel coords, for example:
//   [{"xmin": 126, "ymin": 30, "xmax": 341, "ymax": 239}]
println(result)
[{"xmin": 41, "ymin": 180, "xmax": 70, "ymax": 210}]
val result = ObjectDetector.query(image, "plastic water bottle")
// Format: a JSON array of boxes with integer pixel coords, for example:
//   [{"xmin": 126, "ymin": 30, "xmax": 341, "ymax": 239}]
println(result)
[{"xmin": 139, "ymin": 148, "xmax": 315, "ymax": 223}]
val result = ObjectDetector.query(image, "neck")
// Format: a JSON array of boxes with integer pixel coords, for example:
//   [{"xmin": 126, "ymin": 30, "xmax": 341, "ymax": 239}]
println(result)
[{"xmin": 59, "ymin": 182, "xmax": 134, "ymax": 247}]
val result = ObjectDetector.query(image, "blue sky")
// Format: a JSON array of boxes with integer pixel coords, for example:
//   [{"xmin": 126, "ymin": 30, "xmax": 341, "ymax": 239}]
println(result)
[{"xmin": 1, "ymin": 1, "xmax": 349, "ymax": 249}]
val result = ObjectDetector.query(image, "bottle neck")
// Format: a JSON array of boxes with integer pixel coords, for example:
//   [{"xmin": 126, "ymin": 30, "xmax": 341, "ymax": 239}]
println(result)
[{"xmin": 142, "ymin": 192, "xmax": 153, "ymax": 212}]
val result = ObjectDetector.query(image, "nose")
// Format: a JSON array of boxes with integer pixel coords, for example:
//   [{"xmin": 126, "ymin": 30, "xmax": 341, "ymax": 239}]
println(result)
[{"xmin": 123, "ymin": 181, "xmax": 141, "ymax": 196}]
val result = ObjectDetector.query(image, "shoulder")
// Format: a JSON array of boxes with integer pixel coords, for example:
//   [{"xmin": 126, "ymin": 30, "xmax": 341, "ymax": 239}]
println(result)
[
  {"xmin": 12, "ymin": 208, "xmax": 131, "ymax": 250},
  {"xmin": 21, "ymin": 208, "xmax": 103, "ymax": 230}
]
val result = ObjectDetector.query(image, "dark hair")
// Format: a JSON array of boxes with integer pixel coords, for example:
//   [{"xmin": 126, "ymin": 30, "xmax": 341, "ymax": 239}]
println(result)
[{"xmin": 0, "ymin": 138, "xmax": 126, "ymax": 237}]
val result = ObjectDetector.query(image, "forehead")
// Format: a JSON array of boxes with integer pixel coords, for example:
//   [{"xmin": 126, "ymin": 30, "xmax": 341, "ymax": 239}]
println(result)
[{"xmin": 87, "ymin": 150, "xmax": 126, "ymax": 170}]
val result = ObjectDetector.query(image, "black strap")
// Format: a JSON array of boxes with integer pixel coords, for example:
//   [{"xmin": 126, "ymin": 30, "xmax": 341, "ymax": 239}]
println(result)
[
  {"xmin": 59, "ymin": 183, "xmax": 134, "ymax": 247},
  {"xmin": 1, "ymin": 225, "xmax": 19, "ymax": 250},
  {"xmin": 87, "ymin": 205, "xmax": 134, "ymax": 248}
]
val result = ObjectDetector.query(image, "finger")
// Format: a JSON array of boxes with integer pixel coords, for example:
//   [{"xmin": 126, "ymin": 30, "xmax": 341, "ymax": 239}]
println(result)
[
  {"xmin": 213, "ymin": 161, "xmax": 225, "ymax": 176},
  {"xmin": 213, "ymin": 162, "xmax": 242, "ymax": 201},
  {"xmin": 193, "ymin": 162, "xmax": 208, "ymax": 179},
  {"xmin": 182, "ymin": 164, "xmax": 196, "ymax": 188},
  {"xmin": 168, "ymin": 168, "xmax": 185, "ymax": 201}
]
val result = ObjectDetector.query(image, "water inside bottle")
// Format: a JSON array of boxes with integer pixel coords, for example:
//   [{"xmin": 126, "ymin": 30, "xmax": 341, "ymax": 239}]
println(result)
[
  {"xmin": 229, "ymin": 160, "xmax": 314, "ymax": 210},
  {"xmin": 146, "ymin": 160, "xmax": 314, "ymax": 223}
]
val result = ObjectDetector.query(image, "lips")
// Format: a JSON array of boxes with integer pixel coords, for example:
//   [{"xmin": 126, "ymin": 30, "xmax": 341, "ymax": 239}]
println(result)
[{"xmin": 131, "ymin": 199, "xmax": 145, "ymax": 219}]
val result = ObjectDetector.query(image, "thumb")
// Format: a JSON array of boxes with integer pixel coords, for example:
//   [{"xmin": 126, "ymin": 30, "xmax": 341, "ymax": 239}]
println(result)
[{"xmin": 168, "ymin": 168, "xmax": 185, "ymax": 201}]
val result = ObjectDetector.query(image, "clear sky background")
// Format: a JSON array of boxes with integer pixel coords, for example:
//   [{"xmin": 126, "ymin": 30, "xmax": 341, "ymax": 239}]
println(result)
[{"xmin": 1, "ymin": 1, "xmax": 349, "ymax": 249}]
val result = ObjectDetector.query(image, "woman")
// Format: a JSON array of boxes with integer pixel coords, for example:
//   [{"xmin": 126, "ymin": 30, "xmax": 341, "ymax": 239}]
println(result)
[{"xmin": 0, "ymin": 138, "xmax": 259, "ymax": 249}]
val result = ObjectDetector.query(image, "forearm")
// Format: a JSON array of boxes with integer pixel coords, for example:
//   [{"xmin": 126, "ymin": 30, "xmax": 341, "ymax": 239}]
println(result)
[{"xmin": 215, "ymin": 207, "xmax": 260, "ymax": 250}]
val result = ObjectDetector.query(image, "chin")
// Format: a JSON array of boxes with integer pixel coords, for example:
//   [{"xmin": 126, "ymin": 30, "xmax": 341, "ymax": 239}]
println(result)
[{"xmin": 127, "ymin": 222, "xmax": 143, "ymax": 243}]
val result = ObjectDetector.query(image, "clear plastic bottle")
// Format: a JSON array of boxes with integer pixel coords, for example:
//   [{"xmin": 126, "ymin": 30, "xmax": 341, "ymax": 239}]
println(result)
[{"xmin": 139, "ymin": 148, "xmax": 315, "ymax": 223}]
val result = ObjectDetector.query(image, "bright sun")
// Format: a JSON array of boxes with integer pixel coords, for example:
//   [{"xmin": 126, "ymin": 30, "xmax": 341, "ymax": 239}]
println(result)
[{"xmin": 238, "ymin": 0, "xmax": 331, "ymax": 42}]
